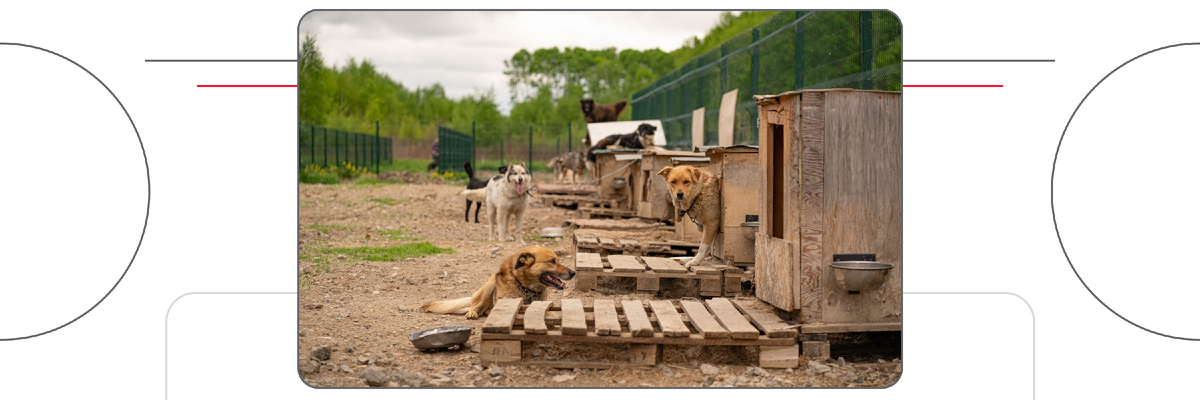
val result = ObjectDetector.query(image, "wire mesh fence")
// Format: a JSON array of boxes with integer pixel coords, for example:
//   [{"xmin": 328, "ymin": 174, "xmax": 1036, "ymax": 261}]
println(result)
[
  {"xmin": 435, "ymin": 121, "xmax": 586, "ymax": 174},
  {"xmin": 630, "ymin": 10, "xmax": 901, "ymax": 148},
  {"xmin": 298, "ymin": 122, "xmax": 393, "ymax": 172}
]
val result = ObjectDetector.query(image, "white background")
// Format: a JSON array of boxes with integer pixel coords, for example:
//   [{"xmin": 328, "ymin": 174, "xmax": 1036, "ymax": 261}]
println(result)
[{"xmin": 3, "ymin": 1, "xmax": 1199, "ymax": 398}]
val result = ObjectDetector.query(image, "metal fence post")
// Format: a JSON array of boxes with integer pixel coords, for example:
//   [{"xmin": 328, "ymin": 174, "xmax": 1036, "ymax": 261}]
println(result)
[
  {"xmin": 375, "ymin": 120, "xmax": 380, "ymax": 174},
  {"xmin": 309, "ymin": 125, "xmax": 315, "ymax": 167},
  {"xmin": 719, "ymin": 43, "xmax": 728, "ymax": 95},
  {"xmin": 528, "ymin": 126, "xmax": 533, "ymax": 167},
  {"xmin": 500, "ymin": 137, "xmax": 504, "ymax": 166},
  {"xmin": 323, "ymin": 127, "xmax": 328, "ymax": 167},
  {"xmin": 335, "ymin": 130, "xmax": 340, "ymax": 167},
  {"xmin": 795, "ymin": 11, "xmax": 806, "ymax": 90},
  {"xmin": 860, "ymin": 11, "xmax": 874, "ymax": 90}
]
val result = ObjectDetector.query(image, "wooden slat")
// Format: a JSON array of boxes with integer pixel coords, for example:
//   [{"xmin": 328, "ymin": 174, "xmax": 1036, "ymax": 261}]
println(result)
[
  {"xmin": 732, "ymin": 299, "xmax": 798, "ymax": 338},
  {"xmin": 607, "ymin": 255, "xmax": 646, "ymax": 273},
  {"xmin": 482, "ymin": 298, "xmax": 522, "ymax": 334},
  {"xmin": 599, "ymin": 237, "xmax": 619, "ymax": 248},
  {"xmin": 575, "ymin": 252, "xmax": 604, "ymax": 272},
  {"xmin": 679, "ymin": 300, "xmax": 730, "ymax": 339},
  {"xmin": 798, "ymin": 91, "xmax": 825, "ymax": 322},
  {"xmin": 799, "ymin": 322, "xmax": 902, "ymax": 334},
  {"xmin": 621, "ymin": 300, "xmax": 655, "ymax": 337},
  {"xmin": 561, "ymin": 299, "xmax": 588, "ymax": 336},
  {"xmin": 593, "ymin": 299, "xmax": 622, "ymax": 336},
  {"xmin": 648, "ymin": 300, "xmax": 690, "ymax": 338},
  {"xmin": 643, "ymin": 256, "xmax": 687, "ymax": 274},
  {"xmin": 482, "ymin": 331, "xmax": 794, "ymax": 346},
  {"xmin": 523, "ymin": 301, "xmax": 552, "ymax": 335},
  {"xmin": 705, "ymin": 298, "xmax": 759, "ymax": 339},
  {"xmin": 689, "ymin": 265, "xmax": 721, "ymax": 275}
]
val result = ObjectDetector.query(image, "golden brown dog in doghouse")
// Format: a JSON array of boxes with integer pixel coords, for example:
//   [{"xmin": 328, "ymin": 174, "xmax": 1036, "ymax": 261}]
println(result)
[{"xmin": 657, "ymin": 165, "xmax": 721, "ymax": 269}]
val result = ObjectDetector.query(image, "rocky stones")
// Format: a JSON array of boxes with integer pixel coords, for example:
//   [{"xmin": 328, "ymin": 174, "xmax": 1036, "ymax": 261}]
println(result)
[
  {"xmin": 359, "ymin": 367, "xmax": 388, "ymax": 387},
  {"xmin": 428, "ymin": 373, "xmax": 454, "ymax": 386},
  {"xmin": 489, "ymin": 365, "xmax": 502, "ymax": 377},
  {"xmin": 660, "ymin": 365, "xmax": 674, "ymax": 378},
  {"xmin": 551, "ymin": 374, "xmax": 576, "ymax": 383},
  {"xmin": 304, "ymin": 303, "xmax": 323, "ymax": 310},
  {"xmin": 310, "ymin": 345, "xmax": 331, "ymax": 361},
  {"xmin": 700, "ymin": 363, "xmax": 720, "ymax": 375},
  {"xmin": 745, "ymin": 366, "xmax": 769, "ymax": 377},
  {"xmin": 392, "ymin": 370, "xmax": 429, "ymax": 387},
  {"xmin": 300, "ymin": 360, "xmax": 321, "ymax": 374},
  {"xmin": 809, "ymin": 360, "xmax": 832, "ymax": 374},
  {"xmin": 357, "ymin": 356, "xmax": 370, "ymax": 365}
]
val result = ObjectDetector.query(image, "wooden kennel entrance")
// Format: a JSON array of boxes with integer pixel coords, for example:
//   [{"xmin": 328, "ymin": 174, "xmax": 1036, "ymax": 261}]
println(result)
[{"xmin": 754, "ymin": 89, "xmax": 902, "ymax": 331}]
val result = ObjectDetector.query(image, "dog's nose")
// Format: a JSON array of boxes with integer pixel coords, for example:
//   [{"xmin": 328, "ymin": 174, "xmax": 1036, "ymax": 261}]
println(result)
[
  {"xmin": 676, "ymin": 191, "xmax": 684, "ymax": 199},
  {"xmin": 568, "ymin": 270, "xmax": 576, "ymax": 279}
]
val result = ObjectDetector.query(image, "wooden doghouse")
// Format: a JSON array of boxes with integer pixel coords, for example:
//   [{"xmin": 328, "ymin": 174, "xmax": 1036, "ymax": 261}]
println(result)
[
  {"xmin": 753, "ymin": 89, "xmax": 902, "ymax": 336},
  {"xmin": 590, "ymin": 149, "xmax": 641, "ymax": 215},
  {"xmin": 704, "ymin": 145, "xmax": 761, "ymax": 267},
  {"xmin": 633, "ymin": 149, "xmax": 706, "ymax": 222}
]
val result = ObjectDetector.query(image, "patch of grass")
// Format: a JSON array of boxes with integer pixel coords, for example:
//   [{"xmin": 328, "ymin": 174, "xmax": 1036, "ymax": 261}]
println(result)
[
  {"xmin": 355, "ymin": 175, "xmax": 385, "ymax": 186},
  {"xmin": 367, "ymin": 197, "xmax": 398, "ymax": 206},
  {"xmin": 307, "ymin": 224, "xmax": 352, "ymax": 234},
  {"xmin": 381, "ymin": 158, "xmax": 434, "ymax": 173},
  {"xmin": 317, "ymin": 242, "xmax": 453, "ymax": 262},
  {"xmin": 379, "ymin": 228, "xmax": 420, "ymax": 241}
]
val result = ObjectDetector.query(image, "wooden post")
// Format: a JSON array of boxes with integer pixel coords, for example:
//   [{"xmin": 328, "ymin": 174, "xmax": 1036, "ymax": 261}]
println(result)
[
  {"xmin": 481, "ymin": 340, "xmax": 522, "ymax": 364},
  {"xmin": 801, "ymin": 340, "xmax": 830, "ymax": 362},
  {"xmin": 692, "ymin": 107, "xmax": 705, "ymax": 149},
  {"xmin": 718, "ymin": 89, "xmax": 738, "ymax": 146},
  {"xmin": 760, "ymin": 344, "xmax": 800, "ymax": 368},
  {"xmin": 628, "ymin": 343, "xmax": 661, "ymax": 366}
]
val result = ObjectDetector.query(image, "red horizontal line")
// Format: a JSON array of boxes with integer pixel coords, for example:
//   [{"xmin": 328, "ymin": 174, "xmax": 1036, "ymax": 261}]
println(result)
[
  {"xmin": 197, "ymin": 85, "xmax": 296, "ymax": 87},
  {"xmin": 903, "ymin": 85, "xmax": 1003, "ymax": 87}
]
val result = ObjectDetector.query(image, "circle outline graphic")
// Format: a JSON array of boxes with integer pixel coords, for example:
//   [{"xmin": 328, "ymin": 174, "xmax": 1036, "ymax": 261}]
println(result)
[
  {"xmin": 1053, "ymin": 42, "xmax": 1200, "ymax": 341},
  {"xmin": 0, "ymin": 43, "xmax": 150, "ymax": 341}
]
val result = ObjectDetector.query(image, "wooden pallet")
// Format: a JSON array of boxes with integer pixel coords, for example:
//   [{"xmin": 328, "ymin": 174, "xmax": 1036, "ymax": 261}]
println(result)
[
  {"xmin": 573, "ymin": 252, "xmax": 741, "ymax": 297},
  {"xmin": 536, "ymin": 183, "xmax": 598, "ymax": 196},
  {"xmin": 574, "ymin": 232, "xmax": 699, "ymax": 257},
  {"xmin": 480, "ymin": 298, "xmax": 800, "ymax": 368},
  {"xmin": 580, "ymin": 205, "xmax": 636, "ymax": 219}
]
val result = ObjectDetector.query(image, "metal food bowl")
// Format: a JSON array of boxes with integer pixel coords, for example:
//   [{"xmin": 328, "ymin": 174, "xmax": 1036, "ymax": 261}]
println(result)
[
  {"xmin": 611, "ymin": 177, "xmax": 628, "ymax": 189},
  {"xmin": 408, "ymin": 325, "xmax": 473, "ymax": 350},
  {"xmin": 740, "ymin": 221, "xmax": 759, "ymax": 240},
  {"xmin": 829, "ymin": 261, "xmax": 894, "ymax": 292}
]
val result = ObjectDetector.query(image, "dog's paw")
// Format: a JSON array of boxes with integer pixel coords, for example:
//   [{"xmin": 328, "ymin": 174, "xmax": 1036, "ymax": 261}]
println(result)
[{"xmin": 465, "ymin": 310, "xmax": 480, "ymax": 320}]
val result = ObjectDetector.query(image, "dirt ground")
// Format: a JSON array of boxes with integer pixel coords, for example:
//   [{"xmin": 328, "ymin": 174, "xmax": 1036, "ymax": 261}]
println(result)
[{"xmin": 297, "ymin": 174, "xmax": 901, "ymax": 388}]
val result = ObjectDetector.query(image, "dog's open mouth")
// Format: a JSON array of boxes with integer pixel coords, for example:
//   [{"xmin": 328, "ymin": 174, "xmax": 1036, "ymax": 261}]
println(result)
[
  {"xmin": 540, "ymin": 273, "xmax": 565, "ymax": 290},
  {"xmin": 517, "ymin": 182, "xmax": 524, "ymax": 194}
]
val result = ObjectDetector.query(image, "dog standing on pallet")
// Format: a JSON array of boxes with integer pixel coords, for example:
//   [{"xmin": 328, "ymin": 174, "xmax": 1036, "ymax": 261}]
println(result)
[
  {"xmin": 484, "ymin": 162, "xmax": 532, "ymax": 241},
  {"xmin": 421, "ymin": 246, "xmax": 575, "ymax": 319},
  {"xmin": 546, "ymin": 152, "xmax": 586, "ymax": 184},
  {"xmin": 658, "ymin": 165, "xmax": 721, "ymax": 269}
]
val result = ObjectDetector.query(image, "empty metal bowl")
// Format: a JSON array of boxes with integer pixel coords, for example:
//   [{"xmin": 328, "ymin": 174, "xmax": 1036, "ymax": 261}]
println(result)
[
  {"xmin": 612, "ymin": 177, "xmax": 628, "ymax": 189},
  {"xmin": 829, "ymin": 261, "xmax": 894, "ymax": 292},
  {"xmin": 408, "ymin": 325, "xmax": 473, "ymax": 350},
  {"xmin": 740, "ymin": 221, "xmax": 759, "ymax": 240}
]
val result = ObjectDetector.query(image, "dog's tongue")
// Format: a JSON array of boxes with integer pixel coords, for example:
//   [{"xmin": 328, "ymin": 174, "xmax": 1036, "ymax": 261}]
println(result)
[{"xmin": 517, "ymin": 182, "xmax": 525, "ymax": 195}]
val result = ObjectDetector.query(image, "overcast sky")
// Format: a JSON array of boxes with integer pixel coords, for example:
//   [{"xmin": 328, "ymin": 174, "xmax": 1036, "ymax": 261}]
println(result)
[{"xmin": 298, "ymin": 11, "xmax": 728, "ymax": 115}]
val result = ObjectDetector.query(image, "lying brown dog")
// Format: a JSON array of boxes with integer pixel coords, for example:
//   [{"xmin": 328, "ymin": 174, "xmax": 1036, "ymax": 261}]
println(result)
[
  {"xmin": 580, "ymin": 99, "xmax": 627, "ymax": 123},
  {"xmin": 421, "ymin": 246, "xmax": 575, "ymax": 319},
  {"xmin": 658, "ymin": 165, "xmax": 721, "ymax": 269}
]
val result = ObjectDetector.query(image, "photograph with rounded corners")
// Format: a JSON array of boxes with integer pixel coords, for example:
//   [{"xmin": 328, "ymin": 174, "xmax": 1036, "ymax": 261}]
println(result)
[{"xmin": 296, "ymin": 10, "xmax": 902, "ymax": 388}]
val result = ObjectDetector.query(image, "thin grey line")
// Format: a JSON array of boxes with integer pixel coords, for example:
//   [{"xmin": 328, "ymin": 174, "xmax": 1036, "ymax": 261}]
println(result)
[
  {"xmin": 145, "ymin": 59, "xmax": 297, "ymax": 62},
  {"xmin": 165, "ymin": 292, "xmax": 296, "ymax": 399},
  {"xmin": 903, "ymin": 59, "xmax": 1054, "ymax": 62},
  {"xmin": 904, "ymin": 292, "xmax": 1034, "ymax": 399}
]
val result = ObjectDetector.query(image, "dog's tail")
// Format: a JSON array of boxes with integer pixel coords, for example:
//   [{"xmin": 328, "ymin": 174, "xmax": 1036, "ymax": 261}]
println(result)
[
  {"xmin": 421, "ymin": 278, "xmax": 496, "ymax": 315},
  {"xmin": 614, "ymin": 99, "xmax": 628, "ymax": 115},
  {"xmin": 463, "ymin": 161, "xmax": 476, "ymax": 179}
]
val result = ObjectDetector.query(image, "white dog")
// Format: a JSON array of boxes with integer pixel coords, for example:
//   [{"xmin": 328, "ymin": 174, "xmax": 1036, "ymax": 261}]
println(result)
[{"xmin": 485, "ymin": 162, "xmax": 532, "ymax": 241}]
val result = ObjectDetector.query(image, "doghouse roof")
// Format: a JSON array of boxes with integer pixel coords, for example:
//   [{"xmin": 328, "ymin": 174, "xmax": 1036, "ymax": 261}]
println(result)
[
  {"xmin": 591, "ymin": 148, "xmax": 643, "ymax": 155},
  {"xmin": 753, "ymin": 88, "xmax": 901, "ymax": 105},
  {"xmin": 585, "ymin": 120, "xmax": 668, "ymax": 146},
  {"xmin": 670, "ymin": 157, "xmax": 711, "ymax": 164},
  {"xmin": 702, "ymin": 145, "xmax": 759, "ymax": 157},
  {"xmin": 637, "ymin": 149, "xmax": 703, "ymax": 157}
]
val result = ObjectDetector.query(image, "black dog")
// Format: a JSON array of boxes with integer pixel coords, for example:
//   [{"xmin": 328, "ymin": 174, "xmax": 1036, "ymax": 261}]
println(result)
[
  {"xmin": 585, "ymin": 123, "xmax": 657, "ymax": 163},
  {"xmin": 462, "ymin": 162, "xmax": 509, "ymax": 223}
]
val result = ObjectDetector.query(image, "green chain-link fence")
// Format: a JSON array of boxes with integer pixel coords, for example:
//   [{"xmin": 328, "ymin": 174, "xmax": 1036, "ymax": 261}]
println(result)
[
  {"xmin": 436, "ymin": 121, "xmax": 586, "ymax": 174},
  {"xmin": 630, "ymin": 10, "xmax": 901, "ymax": 148},
  {"xmin": 298, "ymin": 122, "xmax": 393, "ymax": 172}
]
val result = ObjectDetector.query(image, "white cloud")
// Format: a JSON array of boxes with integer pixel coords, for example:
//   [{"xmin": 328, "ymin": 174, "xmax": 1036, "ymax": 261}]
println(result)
[{"xmin": 298, "ymin": 10, "xmax": 726, "ymax": 115}]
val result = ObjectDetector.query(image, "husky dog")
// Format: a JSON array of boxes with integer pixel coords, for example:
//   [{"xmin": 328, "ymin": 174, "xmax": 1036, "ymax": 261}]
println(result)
[
  {"xmin": 485, "ymin": 162, "xmax": 532, "ymax": 241},
  {"xmin": 546, "ymin": 152, "xmax": 586, "ymax": 184}
]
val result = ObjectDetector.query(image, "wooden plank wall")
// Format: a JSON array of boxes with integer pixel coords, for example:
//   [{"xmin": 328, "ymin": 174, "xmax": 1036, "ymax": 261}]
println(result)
[
  {"xmin": 798, "ymin": 92, "xmax": 827, "ymax": 323},
  {"xmin": 818, "ymin": 91, "xmax": 902, "ymax": 324},
  {"xmin": 755, "ymin": 233, "xmax": 794, "ymax": 310},
  {"xmin": 717, "ymin": 152, "xmax": 761, "ymax": 265}
]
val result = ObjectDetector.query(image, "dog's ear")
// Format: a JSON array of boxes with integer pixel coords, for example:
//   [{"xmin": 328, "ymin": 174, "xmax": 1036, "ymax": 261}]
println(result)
[
  {"xmin": 657, "ymin": 166, "xmax": 673, "ymax": 179},
  {"xmin": 519, "ymin": 161, "xmax": 526, "ymax": 169},
  {"xmin": 690, "ymin": 166, "xmax": 703, "ymax": 183},
  {"xmin": 515, "ymin": 252, "xmax": 536, "ymax": 269}
]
